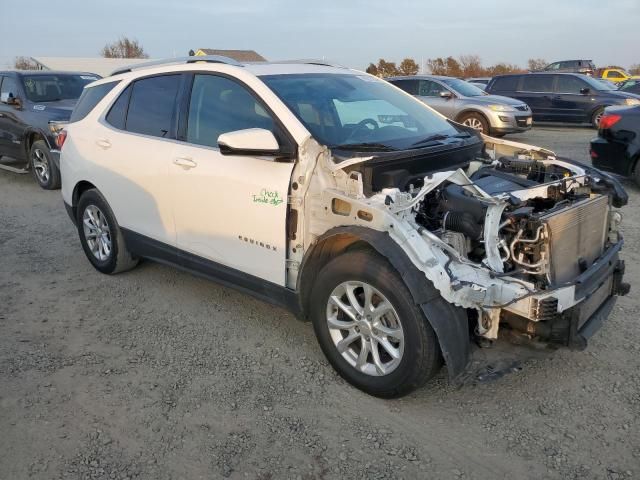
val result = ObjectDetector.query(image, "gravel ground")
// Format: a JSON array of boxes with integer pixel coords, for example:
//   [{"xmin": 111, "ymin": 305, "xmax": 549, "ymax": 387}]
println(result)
[{"xmin": 1, "ymin": 126, "xmax": 639, "ymax": 480}]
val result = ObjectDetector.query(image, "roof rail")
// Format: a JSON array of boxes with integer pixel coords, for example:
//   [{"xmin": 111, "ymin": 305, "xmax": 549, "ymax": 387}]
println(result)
[
  {"xmin": 110, "ymin": 55, "xmax": 243, "ymax": 76},
  {"xmin": 270, "ymin": 59, "xmax": 348, "ymax": 69}
]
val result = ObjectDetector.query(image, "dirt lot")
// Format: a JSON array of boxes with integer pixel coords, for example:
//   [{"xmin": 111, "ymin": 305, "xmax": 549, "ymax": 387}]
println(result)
[{"xmin": 1, "ymin": 126, "xmax": 639, "ymax": 480}]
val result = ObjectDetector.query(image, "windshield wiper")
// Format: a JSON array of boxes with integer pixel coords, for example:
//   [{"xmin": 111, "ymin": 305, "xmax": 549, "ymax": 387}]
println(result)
[{"xmin": 330, "ymin": 142, "xmax": 396, "ymax": 152}]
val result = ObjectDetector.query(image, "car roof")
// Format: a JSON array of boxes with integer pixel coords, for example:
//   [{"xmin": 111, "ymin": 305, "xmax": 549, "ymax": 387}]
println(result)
[{"xmin": 492, "ymin": 72, "xmax": 585, "ymax": 78}]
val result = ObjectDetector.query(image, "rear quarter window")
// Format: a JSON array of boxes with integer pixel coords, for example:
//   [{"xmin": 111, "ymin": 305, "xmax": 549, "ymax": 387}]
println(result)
[{"xmin": 70, "ymin": 81, "xmax": 119, "ymax": 122}]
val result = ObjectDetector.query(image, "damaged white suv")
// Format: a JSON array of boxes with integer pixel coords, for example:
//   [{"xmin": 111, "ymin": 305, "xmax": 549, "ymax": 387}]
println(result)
[{"xmin": 60, "ymin": 57, "xmax": 629, "ymax": 397}]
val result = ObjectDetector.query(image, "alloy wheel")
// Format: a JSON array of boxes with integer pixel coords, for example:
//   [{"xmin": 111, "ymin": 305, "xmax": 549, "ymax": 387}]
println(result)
[
  {"xmin": 32, "ymin": 148, "xmax": 50, "ymax": 183},
  {"xmin": 326, "ymin": 281, "xmax": 404, "ymax": 376},
  {"xmin": 462, "ymin": 117, "xmax": 484, "ymax": 131},
  {"xmin": 82, "ymin": 205, "xmax": 112, "ymax": 261}
]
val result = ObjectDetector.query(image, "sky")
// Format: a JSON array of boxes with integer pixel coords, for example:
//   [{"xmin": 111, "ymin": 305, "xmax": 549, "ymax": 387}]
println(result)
[{"xmin": 2, "ymin": 0, "xmax": 639, "ymax": 71}]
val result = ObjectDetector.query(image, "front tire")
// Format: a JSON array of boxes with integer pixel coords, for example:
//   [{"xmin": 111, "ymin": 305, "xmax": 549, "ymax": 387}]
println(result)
[
  {"xmin": 77, "ymin": 189, "xmax": 138, "ymax": 274},
  {"xmin": 309, "ymin": 250, "xmax": 442, "ymax": 398},
  {"xmin": 458, "ymin": 112, "xmax": 489, "ymax": 133},
  {"xmin": 30, "ymin": 140, "xmax": 61, "ymax": 190}
]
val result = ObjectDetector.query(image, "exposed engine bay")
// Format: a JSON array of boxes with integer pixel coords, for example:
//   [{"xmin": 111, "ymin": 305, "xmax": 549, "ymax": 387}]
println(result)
[{"xmin": 311, "ymin": 135, "xmax": 629, "ymax": 348}]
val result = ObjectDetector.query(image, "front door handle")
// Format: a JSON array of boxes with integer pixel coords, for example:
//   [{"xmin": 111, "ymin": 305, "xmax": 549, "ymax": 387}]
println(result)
[
  {"xmin": 173, "ymin": 157, "xmax": 197, "ymax": 169},
  {"xmin": 96, "ymin": 138, "xmax": 111, "ymax": 149}
]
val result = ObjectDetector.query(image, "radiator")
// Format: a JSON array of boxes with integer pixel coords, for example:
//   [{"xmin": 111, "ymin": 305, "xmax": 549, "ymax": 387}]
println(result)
[{"xmin": 540, "ymin": 195, "xmax": 609, "ymax": 285}]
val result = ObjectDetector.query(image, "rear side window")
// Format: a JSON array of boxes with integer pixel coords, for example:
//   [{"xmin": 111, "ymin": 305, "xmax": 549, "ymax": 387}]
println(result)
[
  {"xmin": 391, "ymin": 79, "xmax": 419, "ymax": 95},
  {"xmin": 490, "ymin": 76, "xmax": 519, "ymax": 91},
  {"xmin": 126, "ymin": 75, "xmax": 181, "ymax": 139},
  {"xmin": 521, "ymin": 75, "xmax": 553, "ymax": 92},
  {"xmin": 69, "ymin": 81, "xmax": 119, "ymax": 122}
]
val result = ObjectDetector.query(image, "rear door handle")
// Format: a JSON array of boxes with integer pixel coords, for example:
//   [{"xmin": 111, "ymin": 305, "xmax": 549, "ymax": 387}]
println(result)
[
  {"xmin": 96, "ymin": 138, "xmax": 111, "ymax": 149},
  {"xmin": 173, "ymin": 157, "xmax": 197, "ymax": 169}
]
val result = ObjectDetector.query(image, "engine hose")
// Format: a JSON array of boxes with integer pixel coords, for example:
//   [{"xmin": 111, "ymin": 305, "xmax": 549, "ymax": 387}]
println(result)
[{"xmin": 443, "ymin": 211, "xmax": 483, "ymax": 240}]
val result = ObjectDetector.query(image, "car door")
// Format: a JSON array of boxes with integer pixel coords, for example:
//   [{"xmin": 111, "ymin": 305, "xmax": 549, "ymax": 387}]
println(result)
[
  {"xmin": 89, "ymin": 74, "xmax": 183, "ymax": 248},
  {"xmin": 517, "ymin": 75, "xmax": 555, "ymax": 120},
  {"xmin": 552, "ymin": 75, "xmax": 592, "ymax": 122},
  {"xmin": 416, "ymin": 80, "xmax": 457, "ymax": 118},
  {"xmin": 171, "ymin": 73, "xmax": 295, "ymax": 285},
  {"xmin": 0, "ymin": 75, "xmax": 25, "ymax": 160}
]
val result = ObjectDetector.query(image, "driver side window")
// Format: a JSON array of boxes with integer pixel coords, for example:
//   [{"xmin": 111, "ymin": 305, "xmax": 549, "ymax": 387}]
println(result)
[{"xmin": 1, "ymin": 76, "xmax": 19, "ymax": 99}]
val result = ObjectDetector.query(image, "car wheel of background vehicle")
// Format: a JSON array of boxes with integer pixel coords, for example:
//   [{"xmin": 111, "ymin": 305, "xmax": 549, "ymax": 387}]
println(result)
[
  {"xmin": 591, "ymin": 108, "xmax": 605, "ymax": 129},
  {"xmin": 309, "ymin": 249, "xmax": 442, "ymax": 398},
  {"xmin": 30, "ymin": 140, "xmax": 61, "ymax": 190},
  {"xmin": 76, "ymin": 189, "xmax": 138, "ymax": 275},
  {"xmin": 458, "ymin": 112, "xmax": 489, "ymax": 133},
  {"xmin": 633, "ymin": 158, "xmax": 640, "ymax": 187}
]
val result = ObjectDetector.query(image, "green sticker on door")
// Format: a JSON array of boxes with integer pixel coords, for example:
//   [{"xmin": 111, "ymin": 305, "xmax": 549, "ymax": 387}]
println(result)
[{"xmin": 253, "ymin": 189, "xmax": 284, "ymax": 206}]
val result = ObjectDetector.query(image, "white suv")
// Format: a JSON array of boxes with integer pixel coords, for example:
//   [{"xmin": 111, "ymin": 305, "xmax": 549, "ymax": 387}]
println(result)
[{"xmin": 60, "ymin": 56, "xmax": 629, "ymax": 397}]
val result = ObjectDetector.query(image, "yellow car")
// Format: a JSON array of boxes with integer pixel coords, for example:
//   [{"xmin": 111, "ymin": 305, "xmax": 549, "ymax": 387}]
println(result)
[{"xmin": 598, "ymin": 68, "xmax": 640, "ymax": 84}]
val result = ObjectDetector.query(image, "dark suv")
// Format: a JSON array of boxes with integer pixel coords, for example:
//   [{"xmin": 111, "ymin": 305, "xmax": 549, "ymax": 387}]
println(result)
[
  {"xmin": 486, "ymin": 73, "xmax": 640, "ymax": 128},
  {"xmin": 0, "ymin": 70, "xmax": 101, "ymax": 189}
]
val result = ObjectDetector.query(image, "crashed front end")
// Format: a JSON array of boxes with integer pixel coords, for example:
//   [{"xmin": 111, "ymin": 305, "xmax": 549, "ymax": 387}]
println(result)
[{"xmin": 303, "ymin": 135, "xmax": 629, "ymax": 378}]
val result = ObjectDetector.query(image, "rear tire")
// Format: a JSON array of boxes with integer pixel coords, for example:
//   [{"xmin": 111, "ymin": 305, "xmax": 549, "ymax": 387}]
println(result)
[
  {"xmin": 76, "ymin": 189, "xmax": 138, "ymax": 274},
  {"xmin": 30, "ymin": 140, "xmax": 61, "ymax": 190},
  {"xmin": 633, "ymin": 159, "xmax": 640, "ymax": 187},
  {"xmin": 591, "ymin": 108, "xmax": 605, "ymax": 129},
  {"xmin": 309, "ymin": 250, "xmax": 442, "ymax": 398},
  {"xmin": 458, "ymin": 112, "xmax": 489, "ymax": 133}
]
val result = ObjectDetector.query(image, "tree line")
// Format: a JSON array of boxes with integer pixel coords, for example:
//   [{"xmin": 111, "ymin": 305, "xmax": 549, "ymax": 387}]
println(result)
[
  {"xmin": 11, "ymin": 38, "xmax": 640, "ymax": 77},
  {"xmin": 367, "ymin": 55, "xmax": 640, "ymax": 78}
]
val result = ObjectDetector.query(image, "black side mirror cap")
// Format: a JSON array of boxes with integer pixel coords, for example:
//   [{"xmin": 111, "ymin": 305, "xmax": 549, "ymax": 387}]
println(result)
[{"xmin": 580, "ymin": 87, "xmax": 590, "ymax": 94}]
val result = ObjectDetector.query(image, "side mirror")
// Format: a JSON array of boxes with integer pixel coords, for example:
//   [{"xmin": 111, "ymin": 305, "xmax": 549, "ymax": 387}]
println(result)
[
  {"xmin": 580, "ymin": 87, "xmax": 590, "ymax": 95},
  {"xmin": 218, "ymin": 128, "xmax": 281, "ymax": 156},
  {"xmin": 439, "ymin": 90, "xmax": 453, "ymax": 99},
  {"xmin": 0, "ymin": 92, "xmax": 19, "ymax": 105}
]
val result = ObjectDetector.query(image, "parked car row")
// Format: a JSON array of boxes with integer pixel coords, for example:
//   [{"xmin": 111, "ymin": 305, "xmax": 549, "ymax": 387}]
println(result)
[{"xmin": 388, "ymin": 75, "xmax": 531, "ymax": 136}]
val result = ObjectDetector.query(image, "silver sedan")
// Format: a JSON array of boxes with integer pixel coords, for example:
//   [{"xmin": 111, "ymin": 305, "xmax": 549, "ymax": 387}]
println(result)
[{"xmin": 388, "ymin": 75, "xmax": 532, "ymax": 136}]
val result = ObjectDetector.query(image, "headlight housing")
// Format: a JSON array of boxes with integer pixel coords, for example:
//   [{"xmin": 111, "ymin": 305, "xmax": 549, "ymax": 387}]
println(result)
[
  {"xmin": 488, "ymin": 104, "xmax": 516, "ymax": 112},
  {"xmin": 624, "ymin": 98, "xmax": 640, "ymax": 106}
]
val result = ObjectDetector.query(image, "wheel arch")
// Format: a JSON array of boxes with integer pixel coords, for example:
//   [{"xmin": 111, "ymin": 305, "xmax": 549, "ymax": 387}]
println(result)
[
  {"xmin": 23, "ymin": 128, "xmax": 53, "ymax": 157},
  {"xmin": 455, "ymin": 108, "xmax": 489, "ymax": 124},
  {"xmin": 298, "ymin": 226, "xmax": 471, "ymax": 380},
  {"xmin": 69, "ymin": 180, "xmax": 99, "ymax": 222}
]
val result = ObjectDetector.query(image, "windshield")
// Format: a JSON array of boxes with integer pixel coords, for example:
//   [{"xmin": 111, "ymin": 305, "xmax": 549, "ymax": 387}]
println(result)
[
  {"xmin": 21, "ymin": 74, "xmax": 100, "ymax": 102},
  {"xmin": 261, "ymin": 73, "xmax": 460, "ymax": 150},
  {"xmin": 582, "ymin": 75, "xmax": 617, "ymax": 91},
  {"xmin": 441, "ymin": 78, "xmax": 487, "ymax": 97}
]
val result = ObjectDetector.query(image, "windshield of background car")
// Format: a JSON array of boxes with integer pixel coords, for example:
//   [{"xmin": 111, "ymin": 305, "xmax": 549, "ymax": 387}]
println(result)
[
  {"xmin": 581, "ymin": 75, "xmax": 617, "ymax": 91},
  {"xmin": 21, "ymin": 74, "xmax": 100, "ymax": 102},
  {"xmin": 441, "ymin": 79, "xmax": 486, "ymax": 97},
  {"xmin": 261, "ymin": 73, "xmax": 460, "ymax": 150}
]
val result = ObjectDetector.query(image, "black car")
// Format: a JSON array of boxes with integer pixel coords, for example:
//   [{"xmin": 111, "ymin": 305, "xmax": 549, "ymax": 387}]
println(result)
[
  {"xmin": 486, "ymin": 73, "xmax": 640, "ymax": 128},
  {"xmin": 541, "ymin": 59, "xmax": 595, "ymax": 75},
  {"xmin": 590, "ymin": 105, "xmax": 640, "ymax": 185},
  {"xmin": 0, "ymin": 70, "xmax": 101, "ymax": 189},
  {"xmin": 618, "ymin": 79, "xmax": 640, "ymax": 95}
]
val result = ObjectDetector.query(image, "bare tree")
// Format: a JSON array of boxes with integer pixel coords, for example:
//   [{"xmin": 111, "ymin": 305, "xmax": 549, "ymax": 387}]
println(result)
[
  {"xmin": 101, "ymin": 37, "xmax": 149, "ymax": 59},
  {"xmin": 14, "ymin": 56, "xmax": 39, "ymax": 70},
  {"xmin": 527, "ymin": 58, "xmax": 547, "ymax": 72},
  {"xmin": 398, "ymin": 58, "xmax": 419, "ymax": 76},
  {"xmin": 376, "ymin": 59, "xmax": 399, "ymax": 78},
  {"xmin": 365, "ymin": 63, "xmax": 379, "ymax": 76},
  {"xmin": 459, "ymin": 54, "xmax": 483, "ymax": 78},
  {"xmin": 629, "ymin": 64, "xmax": 640, "ymax": 75}
]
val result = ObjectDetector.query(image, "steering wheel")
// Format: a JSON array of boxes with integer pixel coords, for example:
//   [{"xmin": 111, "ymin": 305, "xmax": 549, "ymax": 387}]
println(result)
[{"xmin": 345, "ymin": 118, "xmax": 379, "ymax": 141}]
